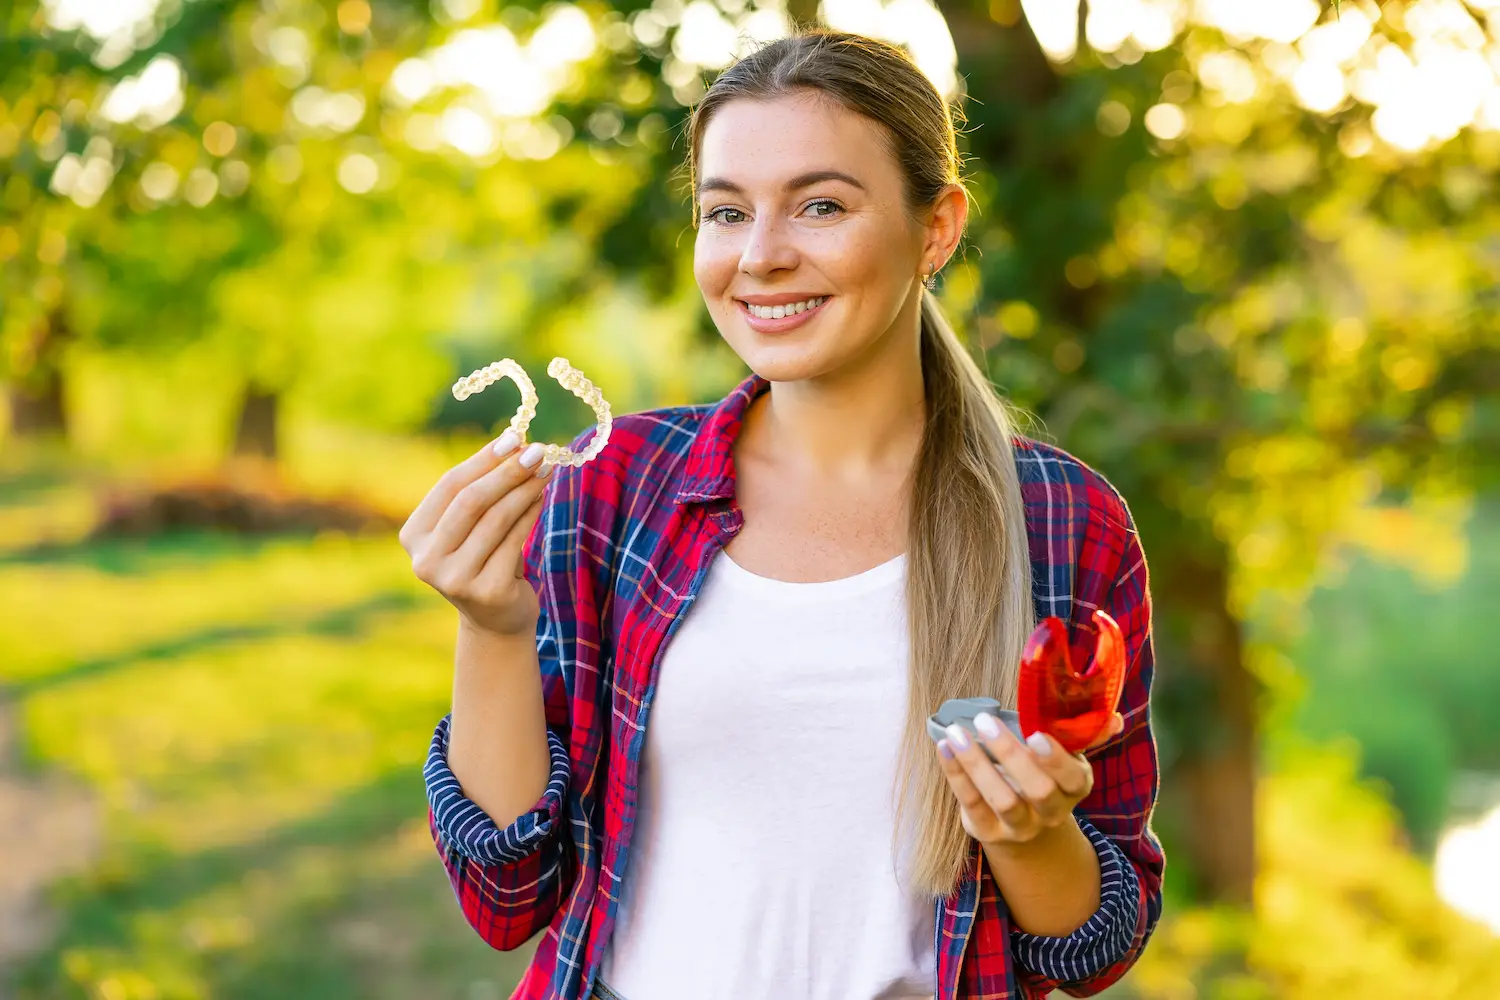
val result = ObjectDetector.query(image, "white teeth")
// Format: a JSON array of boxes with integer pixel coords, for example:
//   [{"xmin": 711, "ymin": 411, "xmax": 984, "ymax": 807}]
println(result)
[{"xmin": 745, "ymin": 296, "xmax": 826, "ymax": 319}]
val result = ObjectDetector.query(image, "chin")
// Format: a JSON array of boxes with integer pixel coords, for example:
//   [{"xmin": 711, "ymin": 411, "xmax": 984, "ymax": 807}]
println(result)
[{"xmin": 726, "ymin": 337, "xmax": 840, "ymax": 385}]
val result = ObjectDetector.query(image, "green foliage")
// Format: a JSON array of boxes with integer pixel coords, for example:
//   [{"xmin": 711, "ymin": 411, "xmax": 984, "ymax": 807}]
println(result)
[
  {"xmin": 921, "ymin": 6, "xmax": 1498, "ymax": 614},
  {"xmin": 1126, "ymin": 739, "xmax": 1500, "ymax": 999},
  {"xmin": 0, "ymin": 0, "xmax": 666, "ymax": 430},
  {"xmin": 1278, "ymin": 500, "xmax": 1500, "ymax": 850},
  {"xmin": 3, "ymin": 0, "xmax": 1499, "ymax": 989}
]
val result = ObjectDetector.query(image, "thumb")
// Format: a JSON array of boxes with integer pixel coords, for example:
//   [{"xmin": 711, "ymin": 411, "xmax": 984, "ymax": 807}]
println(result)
[{"xmin": 1082, "ymin": 712, "xmax": 1124, "ymax": 751}]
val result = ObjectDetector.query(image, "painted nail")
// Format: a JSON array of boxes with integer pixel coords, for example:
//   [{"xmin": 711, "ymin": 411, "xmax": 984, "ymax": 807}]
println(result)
[
  {"xmin": 974, "ymin": 712, "xmax": 1002, "ymax": 740},
  {"xmin": 944, "ymin": 723, "xmax": 971, "ymax": 752},
  {"xmin": 1027, "ymin": 732, "xmax": 1053, "ymax": 756},
  {"xmin": 937, "ymin": 739, "xmax": 954, "ymax": 759},
  {"xmin": 518, "ymin": 443, "xmax": 545, "ymax": 469},
  {"xmin": 492, "ymin": 429, "xmax": 520, "ymax": 457}
]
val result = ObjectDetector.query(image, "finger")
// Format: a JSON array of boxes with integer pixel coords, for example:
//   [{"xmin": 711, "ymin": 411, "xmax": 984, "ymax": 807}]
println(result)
[
  {"xmin": 937, "ymin": 740, "xmax": 992, "ymax": 821},
  {"xmin": 1024, "ymin": 731, "xmax": 1095, "ymax": 799},
  {"xmin": 481, "ymin": 485, "xmax": 546, "ymax": 583},
  {"xmin": 403, "ymin": 430, "xmax": 524, "ymax": 544},
  {"xmin": 975, "ymin": 713, "xmax": 1056, "ymax": 804},
  {"xmin": 427, "ymin": 445, "xmax": 548, "ymax": 560},
  {"xmin": 1084, "ymin": 711, "xmax": 1126, "ymax": 751},
  {"xmin": 446, "ymin": 472, "xmax": 547, "ymax": 581},
  {"xmin": 944, "ymin": 725, "xmax": 1031, "ymax": 829}
]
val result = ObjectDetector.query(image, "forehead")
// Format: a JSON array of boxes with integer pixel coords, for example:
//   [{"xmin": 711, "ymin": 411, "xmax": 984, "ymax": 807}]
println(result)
[{"xmin": 696, "ymin": 92, "xmax": 896, "ymax": 191}]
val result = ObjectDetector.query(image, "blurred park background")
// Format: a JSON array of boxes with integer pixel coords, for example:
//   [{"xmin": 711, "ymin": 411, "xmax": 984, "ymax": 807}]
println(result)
[{"xmin": 2, "ymin": 0, "xmax": 1499, "ymax": 997}]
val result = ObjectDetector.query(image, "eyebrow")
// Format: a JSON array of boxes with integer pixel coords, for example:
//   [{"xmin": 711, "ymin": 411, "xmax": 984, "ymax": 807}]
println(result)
[{"xmin": 696, "ymin": 169, "xmax": 867, "ymax": 199}]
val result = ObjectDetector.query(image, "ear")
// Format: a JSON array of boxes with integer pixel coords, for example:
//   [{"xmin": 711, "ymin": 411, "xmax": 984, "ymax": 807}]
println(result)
[{"xmin": 922, "ymin": 182, "xmax": 969, "ymax": 271}]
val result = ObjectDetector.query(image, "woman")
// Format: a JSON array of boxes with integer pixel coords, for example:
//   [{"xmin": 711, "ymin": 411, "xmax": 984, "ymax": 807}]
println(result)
[{"xmin": 402, "ymin": 29, "xmax": 1164, "ymax": 1000}]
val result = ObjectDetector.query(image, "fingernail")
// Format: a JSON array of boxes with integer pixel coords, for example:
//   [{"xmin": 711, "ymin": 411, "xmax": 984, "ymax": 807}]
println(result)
[
  {"xmin": 492, "ymin": 429, "xmax": 520, "ymax": 457},
  {"xmin": 937, "ymin": 739, "xmax": 954, "ymax": 759},
  {"xmin": 518, "ymin": 443, "xmax": 545, "ymax": 469},
  {"xmin": 536, "ymin": 461, "xmax": 555, "ymax": 479},
  {"xmin": 1027, "ymin": 732, "xmax": 1053, "ymax": 756},
  {"xmin": 974, "ymin": 712, "xmax": 1001, "ymax": 740},
  {"xmin": 944, "ymin": 724, "xmax": 971, "ymax": 752}
]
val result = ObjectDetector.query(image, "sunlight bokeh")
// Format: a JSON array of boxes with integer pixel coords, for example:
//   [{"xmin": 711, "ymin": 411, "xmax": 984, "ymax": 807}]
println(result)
[
  {"xmin": 8, "ymin": 1, "xmax": 1499, "ymax": 997},
  {"xmin": 48, "ymin": 0, "xmax": 1500, "ymax": 158},
  {"xmin": 1016, "ymin": 0, "xmax": 1500, "ymax": 152},
  {"xmin": 1435, "ymin": 803, "xmax": 1500, "ymax": 935}
]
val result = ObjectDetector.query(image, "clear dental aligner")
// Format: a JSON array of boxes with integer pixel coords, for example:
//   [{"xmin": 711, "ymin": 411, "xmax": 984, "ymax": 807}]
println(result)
[{"xmin": 451, "ymin": 356, "xmax": 613, "ymax": 470}]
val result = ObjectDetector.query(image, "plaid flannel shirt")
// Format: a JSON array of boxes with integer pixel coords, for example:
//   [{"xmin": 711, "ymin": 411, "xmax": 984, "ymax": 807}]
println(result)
[{"xmin": 425, "ymin": 373, "xmax": 1165, "ymax": 1000}]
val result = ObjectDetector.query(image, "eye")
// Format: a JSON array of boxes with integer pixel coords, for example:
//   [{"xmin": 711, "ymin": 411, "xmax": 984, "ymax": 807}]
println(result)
[
  {"xmin": 804, "ymin": 198, "xmax": 843, "ymax": 218},
  {"xmin": 703, "ymin": 206, "xmax": 746, "ymax": 225}
]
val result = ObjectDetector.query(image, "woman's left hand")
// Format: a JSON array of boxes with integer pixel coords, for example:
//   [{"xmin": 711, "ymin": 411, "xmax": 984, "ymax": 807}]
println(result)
[{"xmin": 936, "ymin": 712, "xmax": 1124, "ymax": 849}]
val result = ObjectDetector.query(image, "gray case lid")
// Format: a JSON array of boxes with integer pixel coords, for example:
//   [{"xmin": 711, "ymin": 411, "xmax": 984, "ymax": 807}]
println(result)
[{"xmin": 927, "ymin": 696, "xmax": 1023, "ymax": 749}]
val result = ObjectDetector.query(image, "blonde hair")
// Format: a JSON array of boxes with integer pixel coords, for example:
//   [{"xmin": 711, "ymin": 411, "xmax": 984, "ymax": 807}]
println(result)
[{"xmin": 687, "ymin": 29, "xmax": 1036, "ymax": 896}]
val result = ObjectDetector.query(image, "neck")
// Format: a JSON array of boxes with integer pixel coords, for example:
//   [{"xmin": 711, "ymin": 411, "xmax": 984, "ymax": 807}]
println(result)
[{"xmin": 748, "ymin": 320, "xmax": 927, "ymax": 479}]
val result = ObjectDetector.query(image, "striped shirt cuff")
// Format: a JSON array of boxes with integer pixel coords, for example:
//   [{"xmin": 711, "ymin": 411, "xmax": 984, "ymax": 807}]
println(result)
[
  {"xmin": 424, "ymin": 713, "xmax": 570, "ymax": 866},
  {"xmin": 1010, "ymin": 814, "xmax": 1142, "ymax": 984}
]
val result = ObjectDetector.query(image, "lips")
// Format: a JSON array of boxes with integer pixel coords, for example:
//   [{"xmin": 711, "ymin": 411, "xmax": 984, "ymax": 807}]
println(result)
[{"xmin": 1017, "ymin": 610, "xmax": 1126, "ymax": 754}]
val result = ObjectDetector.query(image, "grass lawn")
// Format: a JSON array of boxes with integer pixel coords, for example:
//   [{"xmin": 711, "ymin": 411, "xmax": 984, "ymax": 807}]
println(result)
[
  {"xmin": 0, "ymin": 450, "xmax": 536, "ymax": 999},
  {"xmin": 4, "ymin": 436, "xmax": 1494, "ymax": 1000}
]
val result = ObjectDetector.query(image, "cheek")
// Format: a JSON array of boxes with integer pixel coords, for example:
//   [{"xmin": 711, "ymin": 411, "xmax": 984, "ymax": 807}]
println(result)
[
  {"xmin": 859, "ymin": 227, "xmax": 909, "ymax": 277},
  {"xmin": 815, "ymin": 222, "xmax": 902, "ymax": 287},
  {"xmin": 694, "ymin": 232, "xmax": 738, "ymax": 296}
]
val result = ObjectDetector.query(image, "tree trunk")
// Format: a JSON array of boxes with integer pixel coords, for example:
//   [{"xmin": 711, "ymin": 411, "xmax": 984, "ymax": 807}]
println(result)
[
  {"xmin": 935, "ymin": 0, "xmax": 1259, "ymax": 902},
  {"xmin": 787, "ymin": 0, "xmax": 820, "ymax": 28},
  {"xmin": 935, "ymin": 0, "xmax": 1058, "ymax": 110},
  {"xmin": 8, "ymin": 305, "xmax": 70, "ymax": 440},
  {"xmin": 1154, "ymin": 551, "xmax": 1258, "ymax": 903},
  {"xmin": 232, "ymin": 385, "xmax": 279, "ymax": 461}
]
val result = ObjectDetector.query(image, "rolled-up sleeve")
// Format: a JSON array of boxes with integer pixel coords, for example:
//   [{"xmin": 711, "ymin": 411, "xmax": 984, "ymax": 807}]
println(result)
[
  {"xmin": 1010, "ymin": 815, "xmax": 1143, "ymax": 983},
  {"xmin": 424, "ymin": 712, "xmax": 570, "ymax": 865},
  {"xmin": 425, "ymin": 700, "xmax": 575, "ymax": 951}
]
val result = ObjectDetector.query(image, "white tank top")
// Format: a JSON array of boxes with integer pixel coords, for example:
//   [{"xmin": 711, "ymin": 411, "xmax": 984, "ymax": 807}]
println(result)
[{"xmin": 598, "ymin": 548, "xmax": 936, "ymax": 999}]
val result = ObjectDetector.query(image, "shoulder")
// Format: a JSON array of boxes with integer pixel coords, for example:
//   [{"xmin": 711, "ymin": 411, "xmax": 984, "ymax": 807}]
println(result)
[
  {"xmin": 1013, "ymin": 436, "xmax": 1144, "ymax": 607},
  {"xmin": 1013, "ymin": 435, "xmax": 1136, "ymax": 542}
]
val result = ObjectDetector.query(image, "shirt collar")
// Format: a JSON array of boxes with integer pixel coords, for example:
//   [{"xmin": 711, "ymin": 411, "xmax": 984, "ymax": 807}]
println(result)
[{"xmin": 675, "ymin": 371, "xmax": 770, "ymax": 505}]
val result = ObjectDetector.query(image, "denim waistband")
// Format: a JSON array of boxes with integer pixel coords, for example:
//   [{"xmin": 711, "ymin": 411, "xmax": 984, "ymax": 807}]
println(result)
[{"xmin": 589, "ymin": 978, "xmax": 629, "ymax": 1000}]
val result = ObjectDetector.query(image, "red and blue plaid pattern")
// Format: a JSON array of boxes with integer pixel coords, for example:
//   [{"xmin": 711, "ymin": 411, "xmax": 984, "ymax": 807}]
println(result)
[{"xmin": 425, "ymin": 373, "xmax": 1165, "ymax": 999}]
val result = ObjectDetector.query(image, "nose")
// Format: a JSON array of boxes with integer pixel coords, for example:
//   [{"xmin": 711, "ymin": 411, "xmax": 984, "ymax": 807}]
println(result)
[{"xmin": 737, "ymin": 213, "xmax": 799, "ymax": 278}]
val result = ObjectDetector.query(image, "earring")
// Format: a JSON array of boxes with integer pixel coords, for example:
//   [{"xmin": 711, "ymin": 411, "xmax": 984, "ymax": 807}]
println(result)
[
  {"xmin": 451, "ymin": 356, "xmax": 613, "ymax": 470},
  {"xmin": 922, "ymin": 261, "xmax": 938, "ymax": 291}
]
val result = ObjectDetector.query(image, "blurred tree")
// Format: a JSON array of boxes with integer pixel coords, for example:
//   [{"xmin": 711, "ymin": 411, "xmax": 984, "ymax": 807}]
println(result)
[
  {"xmin": 921, "ymin": 0, "xmax": 1499, "ymax": 902},
  {"xmin": 0, "ymin": 0, "xmax": 118, "ymax": 440},
  {"xmin": 554, "ymin": 0, "xmax": 1500, "ymax": 904},
  {"xmin": 0, "ymin": 0, "xmax": 457, "ymax": 458},
  {"xmin": 6, "ymin": 0, "xmax": 1497, "ymax": 910},
  {"xmin": 2, "ymin": 0, "xmax": 699, "ymax": 460}
]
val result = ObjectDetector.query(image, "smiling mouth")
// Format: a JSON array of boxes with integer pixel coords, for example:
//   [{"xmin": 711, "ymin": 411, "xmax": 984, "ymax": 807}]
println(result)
[{"xmin": 737, "ymin": 295, "xmax": 829, "ymax": 320}]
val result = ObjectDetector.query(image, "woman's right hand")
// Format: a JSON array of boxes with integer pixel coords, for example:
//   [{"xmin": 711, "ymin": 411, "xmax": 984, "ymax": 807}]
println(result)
[{"xmin": 400, "ymin": 430, "xmax": 552, "ymax": 639}]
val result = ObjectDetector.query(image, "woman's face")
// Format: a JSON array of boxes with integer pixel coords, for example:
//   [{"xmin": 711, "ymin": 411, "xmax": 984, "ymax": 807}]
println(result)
[{"xmin": 693, "ymin": 91, "xmax": 941, "ymax": 383}]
